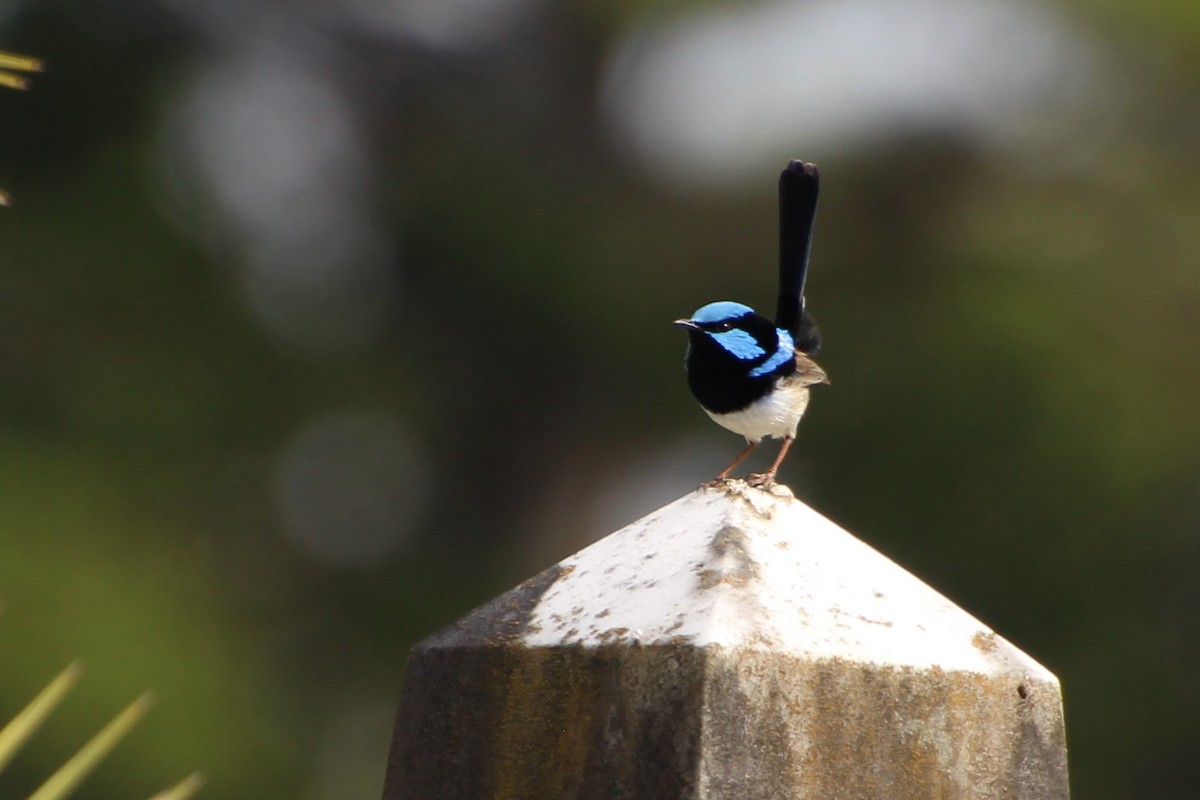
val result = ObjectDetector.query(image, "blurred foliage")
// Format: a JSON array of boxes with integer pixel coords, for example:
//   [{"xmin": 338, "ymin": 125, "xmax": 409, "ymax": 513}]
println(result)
[
  {"xmin": 0, "ymin": 47, "xmax": 41, "ymax": 204},
  {"xmin": 0, "ymin": 49, "xmax": 40, "ymax": 92},
  {"xmin": 0, "ymin": 0, "xmax": 1198, "ymax": 798}
]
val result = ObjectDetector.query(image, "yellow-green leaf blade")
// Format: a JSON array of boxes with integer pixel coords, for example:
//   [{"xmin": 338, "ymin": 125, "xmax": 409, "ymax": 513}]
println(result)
[
  {"xmin": 0, "ymin": 663, "xmax": 84, "ymax": 774},
  {"xmin": 0, "ymin": 51, "xmax": 43, "ymax": 72},
  {"xmin": 0, "ymin": 51, "xmax": 43, "ymax": 91},
  {"xmin": 27, "ymin": 692, "xmax": 155, "ymax": 800},
  {"xmin": 147, "ymin": 771, "xmax": 205, "ymax": 800}
]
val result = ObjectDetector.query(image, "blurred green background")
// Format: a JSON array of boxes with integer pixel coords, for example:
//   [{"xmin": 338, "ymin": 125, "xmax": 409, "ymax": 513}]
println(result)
[{"xmin": 0, "ymin": 0, "xmax": 1197, "ymax": 797}]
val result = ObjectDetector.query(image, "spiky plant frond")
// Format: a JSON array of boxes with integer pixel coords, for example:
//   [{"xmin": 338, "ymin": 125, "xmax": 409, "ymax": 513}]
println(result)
[{"xmin": 0, "ymin": 664, "xmax": 203, "ymax": 799}]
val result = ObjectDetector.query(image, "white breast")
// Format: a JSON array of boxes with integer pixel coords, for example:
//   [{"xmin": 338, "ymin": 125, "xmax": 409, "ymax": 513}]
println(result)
[{"xmin": 704, "ymin": 379, "xmax": 812, "ymax": 443}]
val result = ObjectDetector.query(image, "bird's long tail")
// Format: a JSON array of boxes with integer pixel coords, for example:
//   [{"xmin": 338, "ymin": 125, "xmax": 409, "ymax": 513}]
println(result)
[{"xmin": 775, "ymin": 160, "xmax": 822, "ymax": 355}]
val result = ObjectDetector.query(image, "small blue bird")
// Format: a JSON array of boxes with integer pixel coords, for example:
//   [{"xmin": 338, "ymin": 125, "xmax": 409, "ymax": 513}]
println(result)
[{"xmin": 675, "ymin": 160, "xmax": 828, "ymax": 487}]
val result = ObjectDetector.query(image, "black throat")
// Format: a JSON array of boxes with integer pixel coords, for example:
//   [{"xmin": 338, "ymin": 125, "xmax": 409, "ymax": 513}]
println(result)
[{"xmin": 684, "ymin": 331, "xmax": 794, "ymax": 414}]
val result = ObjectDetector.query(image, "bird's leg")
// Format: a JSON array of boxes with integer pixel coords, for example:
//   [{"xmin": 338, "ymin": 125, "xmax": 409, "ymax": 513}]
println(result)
[
  {"xmin": 717, "ymin": 441, "xmax": 758, "ymax": 479},
  {"xmin": 747, "ymin": 437, "xmax": 794, "ymax": 488},
  {"xmin": 702, "ymin": 441, "xmax": 758, "ymax": 488}
]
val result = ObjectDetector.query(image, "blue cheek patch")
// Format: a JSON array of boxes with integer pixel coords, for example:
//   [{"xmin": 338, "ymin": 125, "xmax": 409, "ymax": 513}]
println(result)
[
  {"xmin": 749, "ymin": 330, "xmax": 795, "ymax": 377},
  {"xmin": 708, "ymin": 328, "xmax": 765, "ymax": 361}
]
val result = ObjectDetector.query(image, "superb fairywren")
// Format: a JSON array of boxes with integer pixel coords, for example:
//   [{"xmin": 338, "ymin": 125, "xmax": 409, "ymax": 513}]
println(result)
[{"xmin": 675, "ymin": 160, "xmax": 828, "ymax": 487}]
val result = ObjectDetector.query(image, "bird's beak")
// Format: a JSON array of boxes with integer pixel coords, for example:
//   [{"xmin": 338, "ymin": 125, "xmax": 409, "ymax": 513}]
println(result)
[{"xmin": 674, "ymin": 319, "xmax": 699, "ymax": 330}]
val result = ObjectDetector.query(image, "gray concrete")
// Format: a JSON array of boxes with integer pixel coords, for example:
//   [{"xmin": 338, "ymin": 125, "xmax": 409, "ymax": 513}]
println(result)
[{"xmin": 383, "ymin": 481, "xmax": 1069, "ymax": 799}]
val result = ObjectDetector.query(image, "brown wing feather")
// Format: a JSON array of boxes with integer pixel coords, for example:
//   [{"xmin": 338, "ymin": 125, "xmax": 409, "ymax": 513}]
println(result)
[{"xmin": 794, "ymin": 352, "xmax": 829, "ymax": 386}]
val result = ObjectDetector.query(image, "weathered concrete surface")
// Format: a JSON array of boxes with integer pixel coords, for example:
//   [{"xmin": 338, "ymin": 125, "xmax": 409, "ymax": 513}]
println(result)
[{"xmin": 383, "ymin": 482, "xmax": 1069, "ymax": 799}]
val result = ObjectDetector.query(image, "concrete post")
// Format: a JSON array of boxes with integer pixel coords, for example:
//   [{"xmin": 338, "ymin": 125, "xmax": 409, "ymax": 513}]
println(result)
[{"xmin": 382, "ymin": 481, "xmax": 1069, "ymax": 799}]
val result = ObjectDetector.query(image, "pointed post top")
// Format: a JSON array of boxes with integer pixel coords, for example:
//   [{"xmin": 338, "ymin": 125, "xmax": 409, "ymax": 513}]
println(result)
[
  {"xmin": 420, "ymin": 481, "xmax": 1057, "ymax": 683},
  {"xmin": 387, "ymin": 482, "xmax": 1069, "ymax": 800}
]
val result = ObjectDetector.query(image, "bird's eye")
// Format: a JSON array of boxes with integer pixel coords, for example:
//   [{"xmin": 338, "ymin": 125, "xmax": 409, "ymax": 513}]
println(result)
[{"xmin": 713, "ymin": 322, "xmax": 732, "ymax": 332}]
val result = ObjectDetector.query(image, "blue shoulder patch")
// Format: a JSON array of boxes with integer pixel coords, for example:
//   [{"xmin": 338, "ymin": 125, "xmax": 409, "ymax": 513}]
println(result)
[
  {"xmin": 691, "ymin": 301, "xmax": 755, "ymax": 324},
  {"xmin": 749, "ymin": 329, "xmax": 795, "ymax": 377},
  {"xmin": 709, "ymin": 328, "xmax": 765, "ymax": 360}
]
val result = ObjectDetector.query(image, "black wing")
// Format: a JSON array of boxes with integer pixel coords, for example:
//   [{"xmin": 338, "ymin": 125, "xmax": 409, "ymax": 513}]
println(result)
[{"xmin": 775, "ymin": 160, "xmax": 822, "ymax": 355}]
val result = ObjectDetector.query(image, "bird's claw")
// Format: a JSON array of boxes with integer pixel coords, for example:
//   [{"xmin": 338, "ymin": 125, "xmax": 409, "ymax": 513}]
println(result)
[
  {"xmin": 746, "ymin": 472, "xmax": 777, "ymax": 489},
  {"xmin": 699, "ymin": 473, "xmax": 778, "ymax": 491}
]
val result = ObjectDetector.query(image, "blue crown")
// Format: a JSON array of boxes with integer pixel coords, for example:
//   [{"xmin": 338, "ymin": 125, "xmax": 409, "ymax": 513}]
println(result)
[{"xmin": 690, "ymin": 301, "xmax": 754, "ymax": 324}]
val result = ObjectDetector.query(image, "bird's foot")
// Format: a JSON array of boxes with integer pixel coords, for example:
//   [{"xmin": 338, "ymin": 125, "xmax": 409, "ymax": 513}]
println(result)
[
  {"xmin": 746, "ymin": 471, "xmax": 777, "ymax": 489},
  {"xmin": 699, "ymin": 476, "xmax": 732, "ymax": 491}
]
